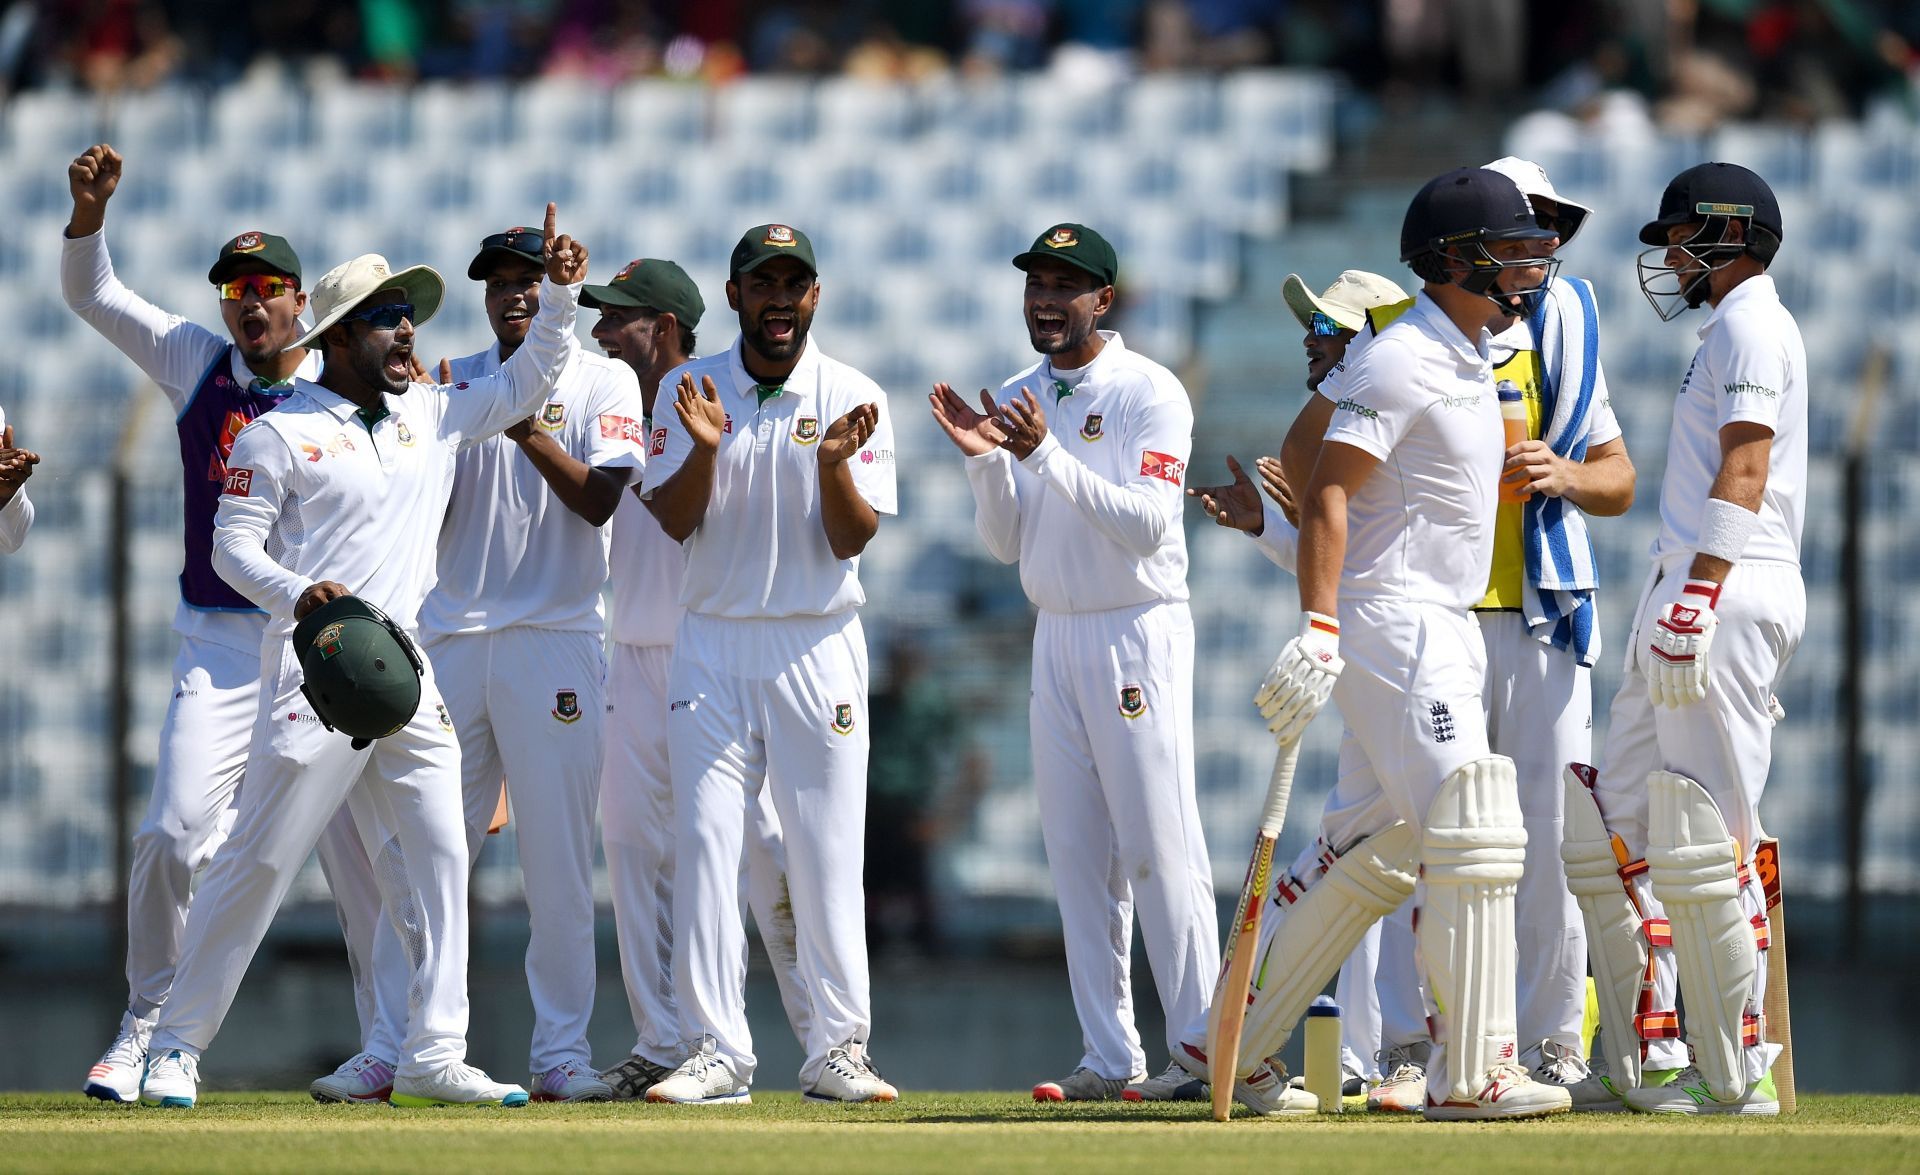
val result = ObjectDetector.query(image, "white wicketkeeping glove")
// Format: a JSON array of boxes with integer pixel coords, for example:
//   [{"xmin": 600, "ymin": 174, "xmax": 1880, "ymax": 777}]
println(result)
[
  {"xmin": 1647, "ymin": 578, "xmax": 1721, "ymax": 708},
  {"xmin": 1255, "ymin": 612, "xmax": 1344, "ymax": 746}
]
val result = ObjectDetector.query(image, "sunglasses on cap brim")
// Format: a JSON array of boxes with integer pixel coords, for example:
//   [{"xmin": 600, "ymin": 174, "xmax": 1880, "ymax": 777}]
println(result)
[{"xmin": 219, "ymin": 275, "xmax": 298, "ymax": 301}]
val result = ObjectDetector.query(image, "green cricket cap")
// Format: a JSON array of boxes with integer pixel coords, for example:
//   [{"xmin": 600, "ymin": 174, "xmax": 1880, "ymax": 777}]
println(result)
[
  {"xmin": 729, "ymin": 223, "xmax": 817, "ymax": 277},
  {"xmin": 1011, "ymin": 223, "xmax": 1117, "ymax": 287},
  {"xmin": 580, "ymin": 258, "xmax": 705, "ymax": 326},
  {"xmin": 207, "ymin": 230, "xmax": 302, "ymax": 286},
  {"xmin": 292, "ymin": 595, "xmax": 424, "ymax": 746}
]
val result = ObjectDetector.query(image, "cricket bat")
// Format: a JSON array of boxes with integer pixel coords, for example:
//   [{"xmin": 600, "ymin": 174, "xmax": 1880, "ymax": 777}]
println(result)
[
  {"xmin": 1754, "ymin": 837, "xmax": 1795, "ymax": 1113},
  {"xmin": 1207, "ymin": 738, "xmax": 1301, "ymax": 1122}
]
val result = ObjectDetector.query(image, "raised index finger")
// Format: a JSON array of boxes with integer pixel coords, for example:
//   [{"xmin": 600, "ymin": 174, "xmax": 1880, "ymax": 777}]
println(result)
[{"xmin": 543, "ymin": 201, "xmax": 558, "ymax": 246}]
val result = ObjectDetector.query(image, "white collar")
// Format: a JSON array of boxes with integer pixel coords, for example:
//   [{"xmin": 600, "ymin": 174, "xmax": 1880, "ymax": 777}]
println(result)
[{"xmin": 1697, "ymin": 273, "xmax": 1778, "ymax": 340}]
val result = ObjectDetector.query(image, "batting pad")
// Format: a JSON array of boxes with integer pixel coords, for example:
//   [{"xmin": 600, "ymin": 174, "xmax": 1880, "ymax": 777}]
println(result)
[
  {"xmin": 1647, "ymin": 770, "xmax": 1757, "ymax": 1102},
  {"xmin": 1236, "ymin": 822, "xmax": 1418, "ymax": 1076},
  {"xmin": 1561, "ymin": 763, "xmax": 1650, "ymax": 1089},
  {"xmin": 1419, "ymin": 756, "xmax": 1526, "ymax": 1102}
]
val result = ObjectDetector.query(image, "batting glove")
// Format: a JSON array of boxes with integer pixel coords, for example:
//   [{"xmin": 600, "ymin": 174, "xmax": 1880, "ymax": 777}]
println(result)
[
  {"xmin": 1647, "ymin": 578, "xmax": 1720, "ymax": 708},
  {"xmin": 1255, "ymin": 612, "xmax": 1343, "ymax": 746}
]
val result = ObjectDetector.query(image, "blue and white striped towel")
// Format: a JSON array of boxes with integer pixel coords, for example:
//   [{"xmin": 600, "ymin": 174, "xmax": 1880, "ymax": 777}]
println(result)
[{"xmin": 1522, "ymin": 275, "xmax": 1604, "ymax": 666}]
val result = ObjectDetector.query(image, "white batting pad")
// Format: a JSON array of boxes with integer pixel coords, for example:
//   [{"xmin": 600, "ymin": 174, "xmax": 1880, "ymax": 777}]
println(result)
[
  {"xmin": 1647, "ymin": 770, "xmax": 1758, "ymax": 1101},
  {"xmin": 1560, "ymin": 763, "xmax": 1649, "ymax": 1088},
  {"xmin": 1236, "ymin": 822, "xmax": 1419, "ymax": 1075},
  {"xmin": 1420, "ymin": 755, "xmax": 1527, "ymax": 1102}
]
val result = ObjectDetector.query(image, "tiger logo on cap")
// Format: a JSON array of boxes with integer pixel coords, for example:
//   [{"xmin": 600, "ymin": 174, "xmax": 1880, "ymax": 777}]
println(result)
[
  {"xmin": 1044, "ymin": 227, "xmax": 1079, "ymax": 249},
  {"xmin": 233, "ymin": 232, "xmax": 265, "ymax": 252},
  {"xmin": 765, "ymin": 225, "xmax": 797, "ymax": 246}
]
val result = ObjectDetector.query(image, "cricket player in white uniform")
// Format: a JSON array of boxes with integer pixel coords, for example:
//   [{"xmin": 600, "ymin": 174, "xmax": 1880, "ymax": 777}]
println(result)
[
  {"xmin": 58, "ymin": 144, "xmax": 391, "ymax": 1104},
  {"xmin": 584, "ymin": 259, "xmax": 814, "ymax": 1099},
  {"xmin": 136, "ymin": 207, "xmax": 589, "ymax": 1109},
  {"xmin": 415, "ymin": 227, "xmax": 649, "ymax": 1103},
  {"xmin": 929, "ymin": 223, "xmax": 1218, "ymax": 1104},
  {"xmin": 0, "ymin": 405, "xmax": 34, "ymax": 554},
  {"xmin": 1569, "ymin": 162, "xmax": 1804, "ymax": 1115},
  {"xmin": 1171, "ymin": 168, "xmax": 1572, "ymax": 1120},
  {"xmin": 1187, "ymin": 267, "xmax": 1410, "ymax": 1098},
  {"xmin": 641, "ymin": 224, "xmax": 897, "ymax": 1106}
]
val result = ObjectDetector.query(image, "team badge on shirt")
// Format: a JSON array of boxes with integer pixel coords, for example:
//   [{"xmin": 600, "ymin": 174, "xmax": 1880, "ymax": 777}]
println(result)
[
  {"xmin": 553, "ymin": 690, "xmax": 582, "ymax": 723},
  {"xmin": 831, "ymin": 702, "xmax": 855, "ymax": 735},
  {"xmin": 541, "ymin": 401, "xmax": 566, "ymax": 430},
  {"xmin": 1080, "ymin": 413, "xmax": 1104, "ymax": 441},
  {"xmin": 396, "ymin": 420, "xmax": 415, "ymax": 447},
  {"xmin": 1426, "ymin": 701, "xmax": 1455, "ymax": 744},
  {"xmin": 1139, "ymin": 450, "xmax": 1185, "ymax": 485},
  {"xmin": 1118, "ymin": 685, "xmax": 1147, "ymax": 719},
  {"xmin": 793, "ymin": 416, "xmax": 819, "ymax": 444}
]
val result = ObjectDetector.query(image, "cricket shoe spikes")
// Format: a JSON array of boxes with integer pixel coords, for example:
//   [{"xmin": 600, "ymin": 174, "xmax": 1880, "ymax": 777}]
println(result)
[
  {"xmin": 85, "ymin": 1010, "xmax": 154, "ymax": 1103},
  {"xmin": 532, "ymin": 1058, "xmax": 613, "ymax": 1102},
  {"xmin": 389, "ymin": 1063, "xmax": 529, "ymax": 1108},
  {"xmin": 599, "ymin": 1054, "xmax": 676, "ymax": 1101},
  {"xmin": 645, "ymin": 1037, "xmax": 752, "ymax": 1105},
  {"xmin": 310, "ymin": 1051, "xmax": 395, "ymax": 1104},
  {"xmin": 1424, "ymin": 1063, "xmax": 1572, "ymax": 1120},
  {"xmin": 1624, "ymin": 1066, "xmax": 1779, "ymax": 1115},
  {"xmin": 804, "ymin": 1041, "xmax": 898, "ymax": 1103},
  {"xmin": 1033, "ymin": 1066, "xmax": 1138, "ymax": 1102},
  {"xmin": 1121, "ymin": 1061, "xmax": 1208, "ymax": 1102},
  {"xmin": 140, "ymin": 1048, "xmax": 199, "ymax": 1109}
]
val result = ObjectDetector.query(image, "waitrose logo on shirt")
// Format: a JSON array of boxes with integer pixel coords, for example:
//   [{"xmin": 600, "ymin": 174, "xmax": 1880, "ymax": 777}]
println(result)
[
  {"xmin": 1334, "ymin": 398, "xmax": 1378, "ymax": 420},
  {"xmin": 1724, "ymin": 381, "xmax": 1778, "ymax": 399}
]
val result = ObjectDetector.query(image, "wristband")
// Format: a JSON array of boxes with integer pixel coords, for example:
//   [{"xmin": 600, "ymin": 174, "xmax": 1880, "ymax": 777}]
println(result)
[
  {"xmin": 1304, "ymin": 611, "xmax": 1340, "ymax": 637},
  {"xmin": 1678, "ymin": 578, "xmax": 1721, "ymax": 608},
  {"xmin": 1697, "ymin": 497, "xmax": 1759, "ymax": 564}
]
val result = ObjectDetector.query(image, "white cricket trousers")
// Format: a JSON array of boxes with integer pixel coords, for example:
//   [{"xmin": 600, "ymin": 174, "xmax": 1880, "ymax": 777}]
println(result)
[
  {"xmin": 424, "ymin": 627, "xmax": 603, "ymax": 1074},
  {"xmin": 667, "ymin": 609, "xmax": 871, "ymax": 1087},
  {"xmin": 150, "ymin": 635, "xmax": 472, "ymax": 1076},
  {"xmin": 1592, "ymin": 556, "xmax": 1804, "ymax": 1077},
  {"xmin": 1031, "ymin": 600, "xmax": 1217, "ymax": 1081},
  {"xmin": 127, "ymin": 633, "xmax": 382, "ymax": 1051},
  {"xmin": 602, "ymin": 640, "xmax": 812, "ymax": 1068}
]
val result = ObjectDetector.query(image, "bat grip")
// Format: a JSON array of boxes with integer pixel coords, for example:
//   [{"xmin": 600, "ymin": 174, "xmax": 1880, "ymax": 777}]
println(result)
[{"xmin": 1258, "ymin": 738, "xmax": 1300, "ymax": 836}]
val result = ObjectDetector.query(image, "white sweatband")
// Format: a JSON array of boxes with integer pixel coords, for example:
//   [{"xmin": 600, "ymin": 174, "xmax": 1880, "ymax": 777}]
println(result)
[{"xmin": 1697, "ymin": 497, "xmax": 1759, "ymax": 564}]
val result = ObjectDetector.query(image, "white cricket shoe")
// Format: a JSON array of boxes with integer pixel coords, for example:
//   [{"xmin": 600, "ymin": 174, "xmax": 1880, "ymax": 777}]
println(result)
[
  {"xmin": 389, "ymin": 1063, "xmax": 529, "ymax": 1108},
  {"xmin": 1171, "ymin": 1043, "xmax": 1315, "ymax": 1116},
  {"xmin": 1032, "ymin": 1066, "xmax": 1138, "ymax": 1102},
  {"xmin": 1528, "ymin": 1039, "xmax": 1622, "ymax": 1112},
  {"xmin": 645, "ymin": 1038, "xmax": 752, "ymax": 1105},
  {"xmin": 84, "ymin": 1011, "xmax": 153, "ymax": 1103},
  {"xmin": 1121, "ymin": 1061, "xmax": 1208, "ymax": 1102},
  {"xmin": 599, "ymin": 1054, "xmax": 676, "ymax": 1101},
  {"xmin": 531, "ymin": 1059, "xmax": 614, "ymax": 1102},
  {"xmin": 1368, "ymin": 1042, "xmax": 1429, "ymax": 1113},
  {"xmin": 804, "ymin": 1042, "xmax": 898, "ymax": 1103},
  {"xmin": 1624, "ymin": 1066, "xmax": 1779, "ymax": 1115},
  {"xmin": 139, "ymin": 1048, "xmax": 199, "ymax": 1109},
  {"xmin": 310, "ymin": 1051, "xmax": 396, "ymax": 1104},
  {"xmin": 1424, "ymin": 1063, "xmax": 1572, "ymax": 1120},
  {"xmin": 1234, "ymin": 1062, "xmax": 1319, "ymax": 1117}
]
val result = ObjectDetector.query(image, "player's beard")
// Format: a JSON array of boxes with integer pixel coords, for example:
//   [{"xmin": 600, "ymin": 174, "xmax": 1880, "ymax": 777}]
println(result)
[
  {"xmin": 744, "ymin": 307, "xmax": 810, "ymax": 364},
  {"xmin": 352, "ymin": 336, "xmax": 412, "ymax": 396},
  {"xmin": 1027, "ymin": 308, "xmax": 1094, "ymax": 357}
]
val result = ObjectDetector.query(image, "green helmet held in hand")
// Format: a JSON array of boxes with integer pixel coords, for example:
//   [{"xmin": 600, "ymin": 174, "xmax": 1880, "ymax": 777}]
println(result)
[{"xmin": 292, "ymin": 595, "xmax": 425, "ymax": 748}]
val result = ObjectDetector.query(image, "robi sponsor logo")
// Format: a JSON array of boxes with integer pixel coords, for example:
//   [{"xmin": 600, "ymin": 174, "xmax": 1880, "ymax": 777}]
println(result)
[
  {"xmin": 1139, "ymin": 450, "xmax": 1185, "ymax": 485},
  {"xmin": 649, "ymin": 427, "xmax": 669, "ymax": 457},
  {"xmin": 598, "ymin": 414, "xmax": 644, "ymax": 442},
  {"xmin": 223, "ymin": 467, "xmax": 254, "ymax": 496}
]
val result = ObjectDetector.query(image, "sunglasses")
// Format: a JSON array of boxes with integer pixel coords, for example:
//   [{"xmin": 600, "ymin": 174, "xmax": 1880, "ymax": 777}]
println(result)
[
  {"xmin": 219, "ymin": 275, "xmax": 297, "ymax": 301},
  {"xmin": 342, "ymin": 302, "xmax": 414, "ymax": 330},
  {"xmin": 1309, "ymin": 311, "xmax": 1347, "ymax": 337}
]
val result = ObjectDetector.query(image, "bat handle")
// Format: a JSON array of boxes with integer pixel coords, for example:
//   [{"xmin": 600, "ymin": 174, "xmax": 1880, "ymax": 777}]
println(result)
[{"xmin": 1258, "ymin": 737, "xmax": 1300, "ymax": 835}]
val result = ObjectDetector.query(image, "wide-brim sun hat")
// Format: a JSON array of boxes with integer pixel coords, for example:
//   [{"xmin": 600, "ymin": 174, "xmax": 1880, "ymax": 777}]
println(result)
[
  {"xmin": 1482, "ymin": 155, "xmax": 1594, "ymax": 247},
  {"xmin": 1282, "ymin": 269, "xmax": 1411, "ymax": 333},
  {"xmin": 287, "ymin": 253, "xmax": 445, "ymax": 352}
]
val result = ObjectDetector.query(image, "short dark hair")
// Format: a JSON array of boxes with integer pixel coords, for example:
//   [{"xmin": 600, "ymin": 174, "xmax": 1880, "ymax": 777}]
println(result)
[{"xmin": 635, "ymin": 306, "xmax": 697, "ymax": 360}]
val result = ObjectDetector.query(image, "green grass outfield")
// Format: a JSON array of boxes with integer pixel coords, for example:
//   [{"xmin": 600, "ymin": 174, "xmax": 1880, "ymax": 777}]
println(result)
[{"xmin": 4, "ymin": 1093, "xmax": 1918, "ymax": 1173}]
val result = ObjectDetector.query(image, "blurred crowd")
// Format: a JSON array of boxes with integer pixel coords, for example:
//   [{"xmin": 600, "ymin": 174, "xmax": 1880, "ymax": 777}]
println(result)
[{"xmin": 4, "ymin": 1, "xmax": 1915, "ymax": 128}]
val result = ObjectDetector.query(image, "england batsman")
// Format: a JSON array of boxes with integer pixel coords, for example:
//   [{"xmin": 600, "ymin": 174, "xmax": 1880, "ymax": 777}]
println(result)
[{"xmin": 1567, "ymin": 162, "xmax": 1805, "ymax": 1115}]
